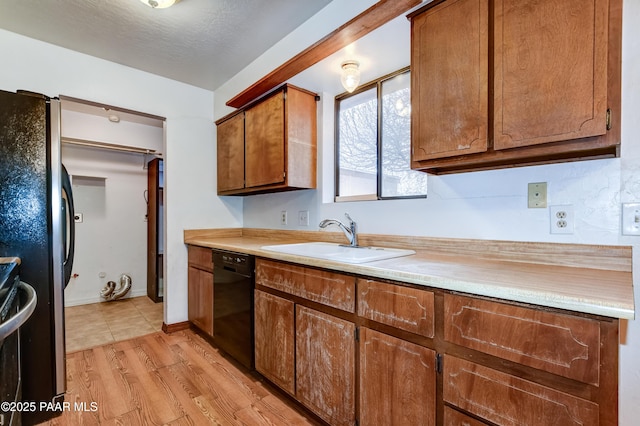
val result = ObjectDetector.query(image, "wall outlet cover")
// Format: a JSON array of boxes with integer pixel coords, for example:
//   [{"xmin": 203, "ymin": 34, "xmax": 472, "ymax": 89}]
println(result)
[{"xmin": 549, "ymin": 205, "xmax": 574, "ymax": 234}]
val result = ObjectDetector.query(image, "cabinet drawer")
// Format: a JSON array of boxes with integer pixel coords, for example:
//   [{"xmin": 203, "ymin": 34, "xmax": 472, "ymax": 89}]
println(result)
[
  {"xmin": 444, "ymin": 407, "xmax": 489, "ymax": 426},
  {"xmin": 187, "ymin": 245, "xmax": 213, "ymax": 272},
  {"xmin": 256, "ymin": 259, "xmax": 355, "ymax": 312},
  {"xmin": 444, "ymin": 294, "xmax": 600, "ymax": 385},
  {"xmin": 358, "ymin": 279, "xmax": 434, "ymax": 337},
  {"xmin": 444, "ymin": 356, "xmax": 599, "ymax": 426}
]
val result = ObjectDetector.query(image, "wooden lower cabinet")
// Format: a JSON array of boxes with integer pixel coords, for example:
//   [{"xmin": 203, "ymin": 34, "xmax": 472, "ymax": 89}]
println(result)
[
  {"xmin": 187, "ymin": 265, "xmax": 213, "ymax": 337},
  {"xmin": 250, "ymin": 258, "xmax": 618, "ymax": 426},
  {"xmin": 254, "ymin": 290, "xmax": 295, "ymax": 395},
  {"xmin": 296, "ymin": 305, "xmax": 356, "ymax": 426},
  {"xmin": 444, "ymin": 406, "xmax": 489, "ymax": 425},
  {"xmin": 359, "ymin": 327, "xmax": 436, "ymax": 426},
  {"xmin": 444, "ymin": 356, "xmax": 599, "ymax": 426},
  {"xmin": 187, "ymin": 245, "xmax": 214, "ymax": 337},
  {"xmin": 444, "ymin": 293, "xmax": 601, "ymax": 384}
]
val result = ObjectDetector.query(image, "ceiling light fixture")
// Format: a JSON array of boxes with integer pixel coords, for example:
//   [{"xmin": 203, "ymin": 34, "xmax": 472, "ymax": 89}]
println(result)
[
  {"xmin": 340, "ymin": 60, "xmax": 361, "ymax": 93},
  {"xmin": 139, "ymin": 0, "xmax": 177, "ymax": 9}
]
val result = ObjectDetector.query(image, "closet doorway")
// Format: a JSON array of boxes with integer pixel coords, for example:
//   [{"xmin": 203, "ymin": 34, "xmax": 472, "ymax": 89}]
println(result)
[{"xmin": 60, "ymin": 96, "xmax": 165, "ymax": 306}]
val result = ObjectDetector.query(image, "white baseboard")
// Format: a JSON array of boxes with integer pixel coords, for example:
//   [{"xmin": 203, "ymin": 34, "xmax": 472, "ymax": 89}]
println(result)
[{"xmin": 64, "ymin": 288, "xmax": 148, "ymax": 307}]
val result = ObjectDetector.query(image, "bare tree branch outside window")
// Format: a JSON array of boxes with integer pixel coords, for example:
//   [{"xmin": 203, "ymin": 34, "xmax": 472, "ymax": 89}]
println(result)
[{"xmin": 337, "ymin": 69, "xmax": 427, "ymax": 199}]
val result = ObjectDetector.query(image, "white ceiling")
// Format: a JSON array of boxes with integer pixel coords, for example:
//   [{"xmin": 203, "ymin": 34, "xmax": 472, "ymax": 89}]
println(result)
[{"xmin": 0, "ymin": 0, "xmax": 331, "ymax": 91}]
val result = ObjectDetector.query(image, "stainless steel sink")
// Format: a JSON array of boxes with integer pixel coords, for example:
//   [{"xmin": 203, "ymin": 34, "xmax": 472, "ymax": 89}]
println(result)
[{"xmin": 261, "ymin": 242, "xmax": 415, "ymax": 264}]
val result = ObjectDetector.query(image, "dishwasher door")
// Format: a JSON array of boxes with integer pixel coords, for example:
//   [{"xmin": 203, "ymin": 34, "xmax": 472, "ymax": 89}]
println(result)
[{"xmin": 212, "ymin": 250, "xmax": 255, "ymax": 370}]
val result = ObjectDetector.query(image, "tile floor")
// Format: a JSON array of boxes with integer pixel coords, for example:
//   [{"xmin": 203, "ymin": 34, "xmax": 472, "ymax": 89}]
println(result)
[{"xmin": 64, "ymin": 296, "xmax": 163, "ymax": 353}]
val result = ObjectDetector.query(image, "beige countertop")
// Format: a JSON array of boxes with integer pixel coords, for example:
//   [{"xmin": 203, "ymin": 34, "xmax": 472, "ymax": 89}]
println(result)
[{"xmin": 184, "ymin": 228, "xmax": 635, "ymax": 320}]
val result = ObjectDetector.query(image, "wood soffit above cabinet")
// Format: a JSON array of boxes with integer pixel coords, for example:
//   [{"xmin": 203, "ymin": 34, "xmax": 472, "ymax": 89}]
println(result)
[{"xmin": 225, "ymin": 0, "xmax": 422, "ymax": 109}]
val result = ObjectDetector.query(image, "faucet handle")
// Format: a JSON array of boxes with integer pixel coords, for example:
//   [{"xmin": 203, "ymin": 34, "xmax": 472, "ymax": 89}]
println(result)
[{"xmin": 344, "ymin": 212, "xmax": 355, "ymax": 225}]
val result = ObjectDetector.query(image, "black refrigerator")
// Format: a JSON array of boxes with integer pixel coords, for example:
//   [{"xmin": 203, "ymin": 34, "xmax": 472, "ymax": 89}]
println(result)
[{"xmin": 0, "ymin": 89, "xmax": 75, "ymax": 424}]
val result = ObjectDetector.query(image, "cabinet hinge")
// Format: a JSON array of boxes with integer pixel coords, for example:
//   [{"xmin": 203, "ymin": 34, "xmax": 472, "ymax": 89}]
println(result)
[
  {"xmin": 435, "ymin": 353, "xmax": 443, "ymax": 374},
  {"xmin": 606, "ymin": 108, "xmax": 612, "ymax": 130},
  {"xmin": 283, "ymin": 171, "xmax": 286, "ymax": 179},
  {"xmin": 354, "ymin": 327, "xmax": 360, "ymax": 342}
]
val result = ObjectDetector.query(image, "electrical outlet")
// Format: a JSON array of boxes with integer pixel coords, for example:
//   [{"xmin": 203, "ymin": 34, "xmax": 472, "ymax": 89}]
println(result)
[
  {"xmin": 621, "ymin": 203, "xmax": 640, "ymax": 235},
  {"xmin": 528, "ymin": 182, "xmax": 547, "ymax": 208},
  {"xmin": 550, "ymin": 205, "xmax": 574, "ymax": 234},
  {"xmin": 298, "ymin": 210, "xmax": 309, "ymax": 226},
  {"xmin": 280, "ymin": 210, "xmax": 288, "ymax": 225}
]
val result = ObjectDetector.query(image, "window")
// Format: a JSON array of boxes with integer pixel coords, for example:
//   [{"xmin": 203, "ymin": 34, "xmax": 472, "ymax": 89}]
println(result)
[{"xmin": 335, "ymin": 67, "xmax": 427, "ymax": 200}]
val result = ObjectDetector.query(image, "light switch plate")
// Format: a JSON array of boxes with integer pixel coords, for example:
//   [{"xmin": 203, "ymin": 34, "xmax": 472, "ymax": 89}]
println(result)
[
  {"xmin": 528, "ymin": 182, "xmax": 547, "ymax": 208},
  {"xmin": 298, "ymin": 210, "xmax": 309, "ymax": 226},
  {"xmin": 622, "ymin": 203, "xmax": 640, "ymax": 235}
]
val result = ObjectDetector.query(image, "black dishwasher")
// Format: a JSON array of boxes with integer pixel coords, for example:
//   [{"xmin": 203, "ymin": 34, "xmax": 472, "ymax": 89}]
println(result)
[{"xmin": 212, "ymin": 249, "xmax": 255, "ymax": 370}]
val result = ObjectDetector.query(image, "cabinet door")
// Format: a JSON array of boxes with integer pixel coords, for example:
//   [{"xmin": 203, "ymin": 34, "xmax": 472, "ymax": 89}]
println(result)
[
  {"xmin": 411, "ymin": 0, "xmax": 488, "ymax": 161},
  {"xmin": 245, "ymin": 91, "xmax": 285, "ymax": 188},
  {"xmin": 187, "ymin": 266, "xmax": 213, "ymax": 337},
  {"xmin": 493, "ymin": 0, "xmax": 609, "ymax": 150},
  {"xmin": 216, "ymin": 112, "xmax": 245, "ymax": 192},
  {"xmin": 359, "ymin": 328, "xmax": 436, "ymax": 426},
  {"xmin": 296, "ymin": 306, "xmax": 355, "ymax": 426},
  {"xmin": 254, "ymin": 290, "xmax": 295, "ymax": 395}
]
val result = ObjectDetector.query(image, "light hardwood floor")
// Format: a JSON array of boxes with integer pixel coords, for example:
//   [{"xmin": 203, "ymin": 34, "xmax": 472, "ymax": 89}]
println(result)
[{"xmin": 38, "ymin": 328, "xmax": 318, "ymax": 425}]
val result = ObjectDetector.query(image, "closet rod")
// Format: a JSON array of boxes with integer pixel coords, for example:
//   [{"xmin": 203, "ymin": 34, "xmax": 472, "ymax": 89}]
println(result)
[{"xmin": 62, "ymin": 137, "xmax": 162, "ymax": 156}]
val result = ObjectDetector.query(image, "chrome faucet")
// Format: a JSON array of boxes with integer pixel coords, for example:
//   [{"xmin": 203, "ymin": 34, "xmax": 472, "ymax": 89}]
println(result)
[{"xmin": 319, "ymin": 213, "xmax": 359, "ymax": 247}]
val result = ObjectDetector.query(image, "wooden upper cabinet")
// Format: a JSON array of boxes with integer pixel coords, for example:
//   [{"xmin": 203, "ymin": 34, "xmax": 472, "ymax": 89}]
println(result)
[
  {"xmin": 493, "ymin": 0, "xmax": 609, "ymax": 150},
  {"xmin": 215, "ymin": 83, "xmax": 317, "ymax": 195},
  {"xmin": 409, "ymin": 0, "xmax": 621, "ymax": 174},
  {"xmin": 411, "ymin": 0, "xmax": 488, "ymax": 161},
  {"xmin": 245, "ymin": 91, "xmax": 286, "ymax": 187},
  {"xmin": 216, "ymin": 111, "xmax": 245, "ymax": 193}
]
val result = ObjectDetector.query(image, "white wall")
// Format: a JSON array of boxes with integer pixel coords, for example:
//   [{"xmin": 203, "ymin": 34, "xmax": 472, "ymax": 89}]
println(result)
[
  {"xmin": 215, "ymin": 0, "xmax": 640, "ymax": 423},
  {"xmin": 61, "ymin": 145, "xmax": 149, "ymax": 305},
  {"xmin": 0, "ymin": 28, "xmax": 242, "ymax": 327}
]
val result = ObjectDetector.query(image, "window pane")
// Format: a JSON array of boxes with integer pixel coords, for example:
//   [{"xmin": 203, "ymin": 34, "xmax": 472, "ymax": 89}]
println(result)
[
  {"xmin": 337, "ymin": 87, "xmax": 378, "ymax": 197},
  {"xmin": 381, "ymin": 72, "xmax": 427, "ymax": 197}
]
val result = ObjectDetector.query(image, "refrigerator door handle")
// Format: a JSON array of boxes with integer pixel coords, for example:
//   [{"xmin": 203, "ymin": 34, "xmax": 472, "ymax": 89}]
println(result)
[
  {"xmin": 0, "ymin": 282, "xmax": 37, "ymax": 341},
  {"xmin": 61, "ymin": 164, "xmax": 75, "ymax": 287}
]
